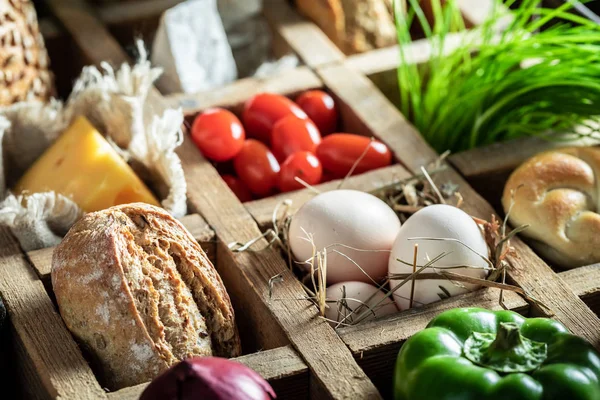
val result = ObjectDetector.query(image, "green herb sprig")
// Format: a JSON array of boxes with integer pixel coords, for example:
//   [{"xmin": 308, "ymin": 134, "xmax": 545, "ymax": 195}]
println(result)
[{"xmin": 395, "ymin": 0, "xmax": 600, "ymax": 153}]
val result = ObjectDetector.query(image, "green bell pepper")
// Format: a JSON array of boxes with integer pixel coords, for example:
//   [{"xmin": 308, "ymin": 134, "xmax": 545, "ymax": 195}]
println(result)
[{"xmin": 394, "ymin": 308, "xmax": 600, "ymax": 400}]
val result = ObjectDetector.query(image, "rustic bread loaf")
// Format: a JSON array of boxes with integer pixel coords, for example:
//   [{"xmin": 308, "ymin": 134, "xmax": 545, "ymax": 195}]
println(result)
[
  {"xmin": 52, "ymin": 203, "xmax": 241, "ymax": 390},
  {"xmin": 0, "ymin": 0, "xmax": 53, "ymax": 105},
  {"xmin": 295, "ymin": 0, "xmax": 399, "ymax": 55},
  {"xmin": 502, "ymin": 147, "xmax": 600, "ymax": 269}
]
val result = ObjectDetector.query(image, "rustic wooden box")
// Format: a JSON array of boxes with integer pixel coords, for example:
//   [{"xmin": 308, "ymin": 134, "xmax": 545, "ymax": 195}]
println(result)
[{"xmin": 2, "ymin": 1, "xmax": 600, "ymax": 399}]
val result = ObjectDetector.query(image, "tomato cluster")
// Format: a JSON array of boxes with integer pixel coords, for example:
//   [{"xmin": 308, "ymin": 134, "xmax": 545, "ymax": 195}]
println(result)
[{"xmin": 191, "ymin": 91, "xmax": 392, "ymax": 202}]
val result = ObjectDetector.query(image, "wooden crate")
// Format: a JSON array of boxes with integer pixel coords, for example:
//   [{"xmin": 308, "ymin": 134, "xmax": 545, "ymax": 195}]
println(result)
[
  {"xmin": 2, "ymin": 1, "xmax": 600, "ymax": 399},
  {"xmin": 2, "ymin": 1, "xmax": 377, "ymax": 399}
]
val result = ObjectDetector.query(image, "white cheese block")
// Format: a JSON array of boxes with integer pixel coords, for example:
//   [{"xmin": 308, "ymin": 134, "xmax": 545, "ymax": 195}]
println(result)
[{"xmin": 151, "ymin": 0, "xmax": 237, "ymax": 94}]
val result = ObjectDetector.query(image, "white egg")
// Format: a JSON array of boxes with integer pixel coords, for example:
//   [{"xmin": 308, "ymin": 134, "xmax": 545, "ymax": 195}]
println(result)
[
  {"xmin": 325, "ymin": 281, "xmax": 398, "ymax": 325},
  {"xmin": 288, "ymin": 190, "xmax": 401, "ymax": 284},
  {"xmin": 388, "ymin": 204, "xmax": 489, "ymax": 310}
]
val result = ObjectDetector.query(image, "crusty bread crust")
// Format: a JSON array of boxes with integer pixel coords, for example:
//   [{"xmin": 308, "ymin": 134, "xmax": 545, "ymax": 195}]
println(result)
[
  {"xmin": 295, "ymin": 0, "xmax": 397, "ymax": 55},
  {"xmin": 502, "ymin": 147, "xmax": 600, "ymax": 269},
  {"xmin": 52, "ymin": 203, "xmax": 241, "ymax": 390}
]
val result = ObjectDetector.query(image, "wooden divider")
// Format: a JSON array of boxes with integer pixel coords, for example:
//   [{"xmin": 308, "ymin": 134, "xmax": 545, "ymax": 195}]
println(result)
[
  {"xmin": 0, "ymin": 228, "xmax": 107, "ymax": 400},
  {"xmin": 262, "ymin": 0, "xmax": 345, "ymax": 69},
  {"xmin": 447, "ymin": 136, "xmax": 600, "ymax": 212},
  {"xmin": 164, "ymin": 67, "xmax": 321, "ymax": 115},
  {"xmin": 107, "ymin": 346, "xmax": 309, "ymax": 400},
  {"xmin": 313, "ymin": 63, "xmax": 600, "ymax": 348}
]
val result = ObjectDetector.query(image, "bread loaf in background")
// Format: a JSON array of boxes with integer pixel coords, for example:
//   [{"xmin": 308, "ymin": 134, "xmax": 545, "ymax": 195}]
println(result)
[
  {"xmin": 1, "ymin": 0, "xmax": 53, "ymax": 105},
  {"xmin": 52, "ymin": 203, "xmax": 241, "ymax": 390},
  {"xmin": 502, "ymin": 147, "xmax": 600, "ymax": 269},
  {"xmin": 295, "ymin": 0, "xmax": 400, "ymax": 55}
]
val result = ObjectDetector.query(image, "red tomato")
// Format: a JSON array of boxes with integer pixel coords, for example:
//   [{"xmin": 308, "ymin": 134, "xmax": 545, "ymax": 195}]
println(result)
[
  {"xmin": 221, "ymin": 175, "xmax": 253, "ymax": 203},
  {"xmin": 278, "ymin": 152, "xmax": 323, "ymax": 193},
  {"xmin": 271, "ymin": 116, "xmax": 322, "ymax": 162},
  {"xmin": 316, "ymin": 134, "xmax": 392, "ymax": 178},
  {"xmin": 296, "ymin": 90, "xmax": 338, "ymax": 135},
  {"xmin": 191, "ymin": 108, "xmax": 245, "ymax": 162},
  {"xmin": 233, "ymin": 139, "xmax": 281, "ymax": 197},
  {"xmin": 242, "ymin": 93, "xmax": 307, "ymax": 143}
]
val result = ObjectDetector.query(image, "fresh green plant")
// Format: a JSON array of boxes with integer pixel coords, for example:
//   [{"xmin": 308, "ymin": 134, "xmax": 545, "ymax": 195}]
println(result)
[{"xmin": 395, "ymin": 0, "xmax": 600, "ymax": 153}]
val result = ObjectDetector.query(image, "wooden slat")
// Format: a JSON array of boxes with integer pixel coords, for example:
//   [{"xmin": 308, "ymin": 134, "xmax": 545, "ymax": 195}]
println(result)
[
  {"xmin": 107, "ymin": 346, "xmax": 309, "ymax": 400},
  {"xmin": 345, "ymin": 34, "xmax": 463, "ymax": 77},
  {"xmin": 448, "ymin": 136, "xmax": 588, "ymax": 181},
  {"xmin": 561, "ymin": 264, "xmax": 600, "ymax": 315},
  {"xmin": 40, "ymin": 0, "xmax": 184, "ymax": 39},
  {"xmin": 178, "ymin": 134, "xmax": 381, "ymax": 399},
  {"xmin": 0, "ymin": 227, "xmax": 107, "ymax": 399},
  {"xmin": 262, "ymin": 0, "xmax": 345, "ymax": 69},
  {"xmin": 448, "ymin": 137, "xmax": 559, "ymax": 211},
  {"xmin": 338, "ymin": 288, "xmax": 526, "ymax": 398},
  {"xmin": 163, "ymin": 67, "xmax": 322, "ymax": 116},
  {"xmin": 46, "ymin": 0, "xmax": 130, "ymax": 66},
  {"xmin": 27, "ymin": 213, "xmax": 216, "ymax": 282},
  {"xmin": 316, "ymin": 63, "xmax": 600, "ymax": 349},
  {"xmin": 447, "ymin": 137, "xmax": 600, "ymax": 210}
]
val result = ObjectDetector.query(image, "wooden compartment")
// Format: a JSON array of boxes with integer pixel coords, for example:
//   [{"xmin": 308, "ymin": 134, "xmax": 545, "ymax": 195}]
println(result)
[
  {"xmin": 165, "ymin": 59, "xmax": 600, "ymax": 397},
  {"xmin": 0, "ymin": 216, "xmax": 309, "ymax": 399},
  {"xmin": 3, "ymin": 1, "xmax": 600, "ymax": 399},
  {"xmin": 343, "ymin": 23, "xmax": 600, "ymax": 307}
]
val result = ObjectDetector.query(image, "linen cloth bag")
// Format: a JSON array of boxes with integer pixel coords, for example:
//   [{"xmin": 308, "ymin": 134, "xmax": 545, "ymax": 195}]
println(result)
[{"xmin": 0, "ymin": 44, "xmax": 187, "ymax": 251}]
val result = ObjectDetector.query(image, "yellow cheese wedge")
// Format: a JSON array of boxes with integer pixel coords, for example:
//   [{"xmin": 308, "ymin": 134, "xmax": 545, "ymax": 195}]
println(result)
[{"xmin": 14, "ymin": 116, "xmax": 160, "ymax": 212}]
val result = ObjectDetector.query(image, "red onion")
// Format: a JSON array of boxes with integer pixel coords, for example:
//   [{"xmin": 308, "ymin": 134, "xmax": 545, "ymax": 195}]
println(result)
[{"xmin": 140, "ymin": 357, "xmax": 276, "ymax": 400}]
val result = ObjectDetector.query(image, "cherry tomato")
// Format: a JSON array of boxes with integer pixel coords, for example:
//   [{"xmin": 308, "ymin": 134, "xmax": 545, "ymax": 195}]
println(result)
[
  {"xmin": 233, "ymin": 139, "xmax": 281, "ymax": 197},
  {"xmin": 221, "ymin": 175, "xmax": 253, "ymax": 203},
  {"xmin": 271, "ymin": 116, "xmax": 322, "ymax": 162},
  {"xmin": 296, "ymin": 90, "xmax": 338, "ymax": 135},
  {"xmin": 191, "ymin": 108, "xmax": 245, "ymax": 162},
  {"xmin": 242, "ymin": 93, "xmax": 307, "ymax": 143},
  {"xmin": 316, "ymin": 134, "xmax": 392, "ymax": 178},
  {"xmin": 278, "ymin": 152, "xmax": 323, "ymax": 193}
]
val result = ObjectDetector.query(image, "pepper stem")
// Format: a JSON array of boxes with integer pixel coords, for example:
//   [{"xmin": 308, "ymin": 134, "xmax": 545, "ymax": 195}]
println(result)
[
  {"xmin": 485, "ymin": 322, "xmax": 523, "ymax": 352},
  {"xmin": 464, "ymin": 322, "xmax": 547, "ymax": 373}
]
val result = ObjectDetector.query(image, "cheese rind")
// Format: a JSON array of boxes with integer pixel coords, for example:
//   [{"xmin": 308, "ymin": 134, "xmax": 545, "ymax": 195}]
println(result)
[{"xmin": 14, "ymin": 116, "xmax": 160, "ymax": 212}]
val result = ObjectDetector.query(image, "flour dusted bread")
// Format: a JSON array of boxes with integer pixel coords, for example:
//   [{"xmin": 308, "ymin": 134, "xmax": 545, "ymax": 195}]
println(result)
[
  {"xmin": 295, "ymin": 0, "xmax": 399, "ymax": 55},
  {"xmin": 502, "ymin": 147, "xmax": 600, "ymax": 269},
  {"xmin": 52, "ymin": 203, "xmax": 241, "ymax": 389}
]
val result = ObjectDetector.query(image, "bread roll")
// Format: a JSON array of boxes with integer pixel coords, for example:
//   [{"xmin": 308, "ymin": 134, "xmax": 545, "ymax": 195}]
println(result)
[
  {"xmin": 502, "ymin": 147, "xmax": 600, "ymax": 269},
  {"xmin": 295, "ymin": 0, "xmax": 399, "ymax": 55},
  {"xmin": 52, "ymin": 203, "xmax": 241, "ymax": 389}
]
